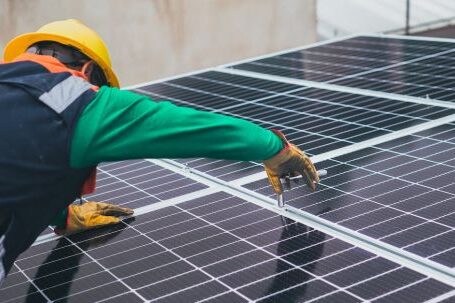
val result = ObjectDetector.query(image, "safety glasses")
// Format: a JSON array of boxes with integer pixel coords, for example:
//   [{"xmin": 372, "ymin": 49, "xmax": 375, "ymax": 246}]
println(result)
[
  {"xmin": 27, "ymin": 42, "xmax": 108, "ymax": 87},
  {"xmin": 28, "ymin": 42, "xmax": 88, "ymax": 67}
]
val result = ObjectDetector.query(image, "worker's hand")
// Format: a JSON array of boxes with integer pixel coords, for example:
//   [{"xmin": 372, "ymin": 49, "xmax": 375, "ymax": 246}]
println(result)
[
  {"xmin": 263, "ymin": 130, "xmax": 319, "ymax": 195},
  {"xmin": 54, "ymin": 202, "xmax": 133, "ymax": 235}
]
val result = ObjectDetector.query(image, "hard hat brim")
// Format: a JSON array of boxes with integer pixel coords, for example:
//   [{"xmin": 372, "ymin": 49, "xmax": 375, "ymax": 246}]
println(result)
[{"xmin": 3, "ymin": 32, "xmax": 120, "ymax": 88}]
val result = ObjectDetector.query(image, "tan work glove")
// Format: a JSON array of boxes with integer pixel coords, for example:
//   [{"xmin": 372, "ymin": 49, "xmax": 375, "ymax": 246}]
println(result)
[
  {"xmin": 263, "ymin": 130, "xmax": 319, "ymax": 195},
  {"xmin": 55, "ymin": 201, "xmax": 133, "ymax": 235}
]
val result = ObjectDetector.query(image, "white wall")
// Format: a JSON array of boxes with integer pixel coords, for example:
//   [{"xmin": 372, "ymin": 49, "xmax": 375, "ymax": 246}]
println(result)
[
  {"xmin": 317, "ymin": 0, "xmax": 455, "ymax": 40},
  {"xmin": 0, "ymin": 0, "xmax": 317, "ymax": 86}
]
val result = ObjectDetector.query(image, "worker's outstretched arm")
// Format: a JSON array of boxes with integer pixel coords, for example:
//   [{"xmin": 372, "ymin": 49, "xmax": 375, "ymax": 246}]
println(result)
[
  {"xmin": 70, "ymin": 86, "xmax": 319, "ymax": 198},
  {"xmin": 70, "ymin": 87, "xmax": 284, "ymax": 167}
]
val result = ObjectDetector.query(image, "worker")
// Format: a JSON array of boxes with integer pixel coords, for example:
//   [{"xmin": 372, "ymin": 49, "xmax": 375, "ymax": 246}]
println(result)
[{"xmin": 0, "ymin": 19, "xmax": 319, "ymax": 284}]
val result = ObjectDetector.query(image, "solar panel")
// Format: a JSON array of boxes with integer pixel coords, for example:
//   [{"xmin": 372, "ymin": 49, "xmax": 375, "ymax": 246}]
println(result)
[
  {"xmin": 243, "ymin": 122, "xmax": 455, "ymax": 270},
  {"xmin": 4, "ymin": 192, "xmax": 454, "ymax": 302},
  {"xmin": 229, "ymin": 35, "xmax": 455, "ymax": 102},
  {"xmin": 4, "ymin": 34, "xmax": 455, "ymax": 302}
]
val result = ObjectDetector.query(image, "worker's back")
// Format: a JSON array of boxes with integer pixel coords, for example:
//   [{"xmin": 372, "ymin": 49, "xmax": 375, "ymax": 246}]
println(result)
[{"xmin": 0, "ymin": 55, "xmax": 94, "ymax": 276}]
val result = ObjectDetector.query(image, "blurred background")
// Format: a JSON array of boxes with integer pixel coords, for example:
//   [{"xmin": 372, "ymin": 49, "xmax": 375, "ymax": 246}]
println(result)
[{"xmin": 1, "ymin": 0, "xmax": 455, "ymax": 86}]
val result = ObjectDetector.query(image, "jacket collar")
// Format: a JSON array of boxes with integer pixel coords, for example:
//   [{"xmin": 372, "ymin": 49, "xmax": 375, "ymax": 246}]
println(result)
[{"xmin": 11, "ymin": 53, "xmax": 90, "ymax": 82}]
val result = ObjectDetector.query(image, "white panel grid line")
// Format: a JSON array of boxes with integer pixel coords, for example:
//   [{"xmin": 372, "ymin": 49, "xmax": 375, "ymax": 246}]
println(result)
[
  {"xmin": 365, "ymin": 33, "xmax": 455, "ymax": 44},
  {"xmin": 101, "ymin": 166, "xmax": 169, "ymax": 181},
  {"xmin": 10, "ymin": 263, "xmax": 52, "ymax": 303},
  {"xmin": 427, "ymin": 240, "xmax": 455, "ymax": 260},
  {"xmin": 334, "ymin": 72, "xmax": 455, "ymax": 99},
  {"xmin": 283, "ymin": 48, "xmax": 400, "ymax": 66},
  {"xmin": 424, "ymin": 289, "xmax": 455, "ymax": 303},
  {"xmin": 369, "ymin": 277, "xmax": 431, "ymax": 302},
  {"xmin": 179, "ymin": 158, "xmax": 261, "ymax": 177},
  {"xmin": 95, "ymin": 292, "xmax": 140, "ymax": 303},
  {"xmin": 95, "ymin": 165, "xmax": 205, "ymax": 202},
  {"xmin": 189, "ymin": 74, "xmax": 307, "ymax": 96},
  {"xmin": 99, "ymin": 159, "xmax": 159, "ymax": 171},
  {"xmin": 318, "ymin": 37, "xmax": 454, "ymax": 52},
  {"xmin": 50, "ymin": 281, "xmax": 119, "ymax": 303},
  {"xmin": 57, "ymin": 236, "xmax": 148, "ymax": 303}
]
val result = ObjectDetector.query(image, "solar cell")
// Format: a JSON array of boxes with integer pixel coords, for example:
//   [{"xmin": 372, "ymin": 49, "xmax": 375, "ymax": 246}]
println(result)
[
  {"xmin": 244, "ymin": 123, "xmax": 455, "ymax": 270},
  {"xmin": 4, "ymin": 192, "xmax": 454, "ymax": 302}
]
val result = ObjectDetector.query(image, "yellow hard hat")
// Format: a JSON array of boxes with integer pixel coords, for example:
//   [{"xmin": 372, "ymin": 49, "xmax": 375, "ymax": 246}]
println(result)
[{"xmin": 3, "ymin": 19, "xmax": 119, "ymax": 87}]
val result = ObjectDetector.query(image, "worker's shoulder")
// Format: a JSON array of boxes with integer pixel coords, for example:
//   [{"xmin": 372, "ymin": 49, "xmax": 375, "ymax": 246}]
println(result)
[
  {"xmin": 95, "ymin": 85, "xmax": 146, "ymax": 102},
  {"xmin": 90, "ymin": 86, "xmax": 154, "ymax": 112}
]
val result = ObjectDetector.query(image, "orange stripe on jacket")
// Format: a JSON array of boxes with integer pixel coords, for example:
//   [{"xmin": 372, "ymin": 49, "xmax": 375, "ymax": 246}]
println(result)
[{"xmin": 11, "ymin": 53, "xmax": 99, "ymax": 92}]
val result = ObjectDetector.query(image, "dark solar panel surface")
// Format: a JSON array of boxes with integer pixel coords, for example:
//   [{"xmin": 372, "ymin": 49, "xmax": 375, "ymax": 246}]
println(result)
[
  {"xmin": 134, "ymin": 71, "xmax": 455, "ymax": 181},
  {"xmin": 4, "ymin": 192, "xmax": 454, "ymax": 303},
  {"xmin": 244, "ymin": 123, "xmax": 455, "ymax": 269},
  {"xmin": 231, "ymin": 36, "xmax": 455, "ymax": 102}
]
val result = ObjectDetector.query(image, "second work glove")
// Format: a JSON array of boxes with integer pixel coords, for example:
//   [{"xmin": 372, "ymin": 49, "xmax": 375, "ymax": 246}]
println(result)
[
  {"xmin": 263, "ymin": 130, "xmax": 319, "ymax": 195},
  {"xmin": 54, "ymin": 201, "xmax": 134, "ymax": 235}
]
